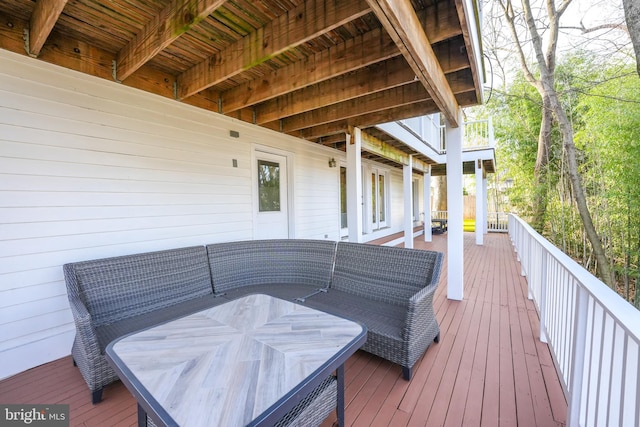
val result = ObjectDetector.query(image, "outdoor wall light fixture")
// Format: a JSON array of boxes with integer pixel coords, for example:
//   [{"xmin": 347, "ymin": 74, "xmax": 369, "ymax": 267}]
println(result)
[{"xmin": 328, "ymin": 158, "xmax": 337, "ymax": 168}]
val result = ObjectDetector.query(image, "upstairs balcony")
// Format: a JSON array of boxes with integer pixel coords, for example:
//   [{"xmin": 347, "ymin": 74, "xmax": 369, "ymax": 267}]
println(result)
[
  {"xmin": 374, "ymin": 115, "xmax": 496, "ymax": 180},
  {"xmin": 395, "ymin": 115, "xmax": 495, "ymax": 154}
]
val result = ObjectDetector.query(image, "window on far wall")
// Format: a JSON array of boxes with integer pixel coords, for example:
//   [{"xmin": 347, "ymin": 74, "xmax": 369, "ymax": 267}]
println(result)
[{"xmin": 258, "ymin": 160, "xmax": 280, "ymax": 212}]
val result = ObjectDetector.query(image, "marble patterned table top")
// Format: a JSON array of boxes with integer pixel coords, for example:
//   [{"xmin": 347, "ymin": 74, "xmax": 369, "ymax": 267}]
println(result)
[{"xmin": 107, "ymin": 293, "xmax": 365, "ymax": 426}]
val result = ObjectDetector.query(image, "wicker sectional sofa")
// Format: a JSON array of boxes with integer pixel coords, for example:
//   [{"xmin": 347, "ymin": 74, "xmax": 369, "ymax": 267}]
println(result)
[{"xmin": 64, "ymin": 239, "xmax": 443, "ymax": 411}]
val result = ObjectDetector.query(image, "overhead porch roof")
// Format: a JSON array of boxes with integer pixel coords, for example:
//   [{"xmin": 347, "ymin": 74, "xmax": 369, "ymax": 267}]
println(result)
[{"xmin": 0, "ymin": 0, "xmax": 484, "ymax": 159}]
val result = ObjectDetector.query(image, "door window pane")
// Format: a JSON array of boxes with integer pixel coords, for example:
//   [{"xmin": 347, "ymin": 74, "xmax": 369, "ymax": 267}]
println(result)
[
  {"xmin": 258, "ymin": 160, "xmax": 280, "ymax": 212},
  {"xmin": 340, "ymin": 167, "xmax": 348, "ymax": 228}
]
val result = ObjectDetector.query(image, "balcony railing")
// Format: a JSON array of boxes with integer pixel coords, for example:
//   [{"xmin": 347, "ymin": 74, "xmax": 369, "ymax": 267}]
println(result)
[
  {"xmin": 437, "ymin": 117, "xmax": 495, "ymax": 152},
  {"xmin": 509, "ymin": 214, "xmax": 640, "ymax": 427},
  {"xmin": 462, "ymin": 118, "xmax": 495, "ymax": 150},
  {"xmin": 397, "ymin": 115, "xmax": 495, "ymax": 153},
  {"xmin": 429, "ymin": 211, "xmax": 508, "ymax": 233},
  {"xmin": 431, "ymin": 210, "xmax": 448, "ymax": 220}
]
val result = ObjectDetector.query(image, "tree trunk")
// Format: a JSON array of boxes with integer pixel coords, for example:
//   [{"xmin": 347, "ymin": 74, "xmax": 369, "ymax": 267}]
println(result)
[
  {"xmin": 434, "ymin": 175, "xmax": 447, "ymax": 211},
  {"xmin": 500, "ymin": 0, "xmax": 616, "ymax": 288},
  {"xmin": 622, "ymin": 0, "xmax": 640, "ymax": 77},
  {"xmin": 543, "ymin": 81, "xmax": 615, "ymax": 287},
  {"xmin": 531, "ymin": 94, "xmax": 553, "ymax": 232}
]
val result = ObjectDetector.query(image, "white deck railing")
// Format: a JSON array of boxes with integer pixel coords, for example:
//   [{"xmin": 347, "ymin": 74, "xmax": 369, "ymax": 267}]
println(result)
[
  {"xmin": 430, "ymin": 211, "xmax": 508, "ymax": 233},
  {"xmin": 431, "ymin": 210, "xmax": 448, "ymax": 220},
  {"xmin": 509, "ymin": 214, "xmax": 640, "ymax": 427},
  {"xmin": 487, "ymin": 212, "xmax": 508, "ymax": 232}
]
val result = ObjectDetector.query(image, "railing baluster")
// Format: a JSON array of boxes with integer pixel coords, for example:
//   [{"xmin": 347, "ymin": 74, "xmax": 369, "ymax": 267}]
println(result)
[
  {"xmin": 539, "ymin": 250, "xmax": 548, "ymax": 343},
  {"xmin": 568, "ymin": 286, "xmax": 589, "ymax": 427}
]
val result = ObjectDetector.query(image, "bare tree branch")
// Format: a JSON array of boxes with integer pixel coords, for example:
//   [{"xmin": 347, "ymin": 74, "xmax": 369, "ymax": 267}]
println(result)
[{"xmin": 622, "ymin": 0, "xmax": 640, "ymax": 76}]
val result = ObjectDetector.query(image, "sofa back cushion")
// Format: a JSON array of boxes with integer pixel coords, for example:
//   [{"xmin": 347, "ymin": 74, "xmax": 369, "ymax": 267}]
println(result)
[
  {"xmin": 64, "ymin": 246, "xmax": 213, "ymax": 326},
  {"xmin": 333, "ymin": 242, "xmax": 443, "ymax": 306},
  {"xmin": 207, "ymin": 239, "xmax": 337, "ymax": 293}
]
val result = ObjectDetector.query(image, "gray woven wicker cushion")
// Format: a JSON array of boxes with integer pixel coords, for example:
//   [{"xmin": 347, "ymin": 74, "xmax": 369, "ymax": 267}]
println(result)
[
  {"xmin": 303, "ymin": 289, "xmax": 405, "ymax": 340},
  {"xmin": 221, "ymin": 284, "xmax": 321, "ymax": 302},
  {"xmin": 333, "ymin": 242, "xmax": 442, "ymax": 306},
  {"xmin": 207, "ymin": 240, "xmax": 337, "ymax": 293},
  {"xmin": 68, "ymin": 246, "xmax": 213, "ymax": 326}
]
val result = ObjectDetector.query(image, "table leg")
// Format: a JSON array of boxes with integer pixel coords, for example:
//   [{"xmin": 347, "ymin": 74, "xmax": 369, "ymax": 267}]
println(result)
[
  {"xmin": 137, "ymin": 403, "xmax": 147, "ymax": 427},
  {"xmin": 337, "ymin": 365, "xmax": 345, "ymax": 427}
]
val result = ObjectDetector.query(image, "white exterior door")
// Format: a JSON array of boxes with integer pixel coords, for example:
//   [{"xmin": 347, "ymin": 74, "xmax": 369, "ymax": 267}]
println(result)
[{"xmin": 255, "ymin": 151, "xmax": 289, "ymax": 239}]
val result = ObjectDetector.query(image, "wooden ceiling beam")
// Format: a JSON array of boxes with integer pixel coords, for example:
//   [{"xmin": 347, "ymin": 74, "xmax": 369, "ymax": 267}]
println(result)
[
  {"xmin": 255, "ymin": 56, "xmax": 413, "ymax": 124},
  {"xmin": 221, "ymin": 26, "xmax": 399, "ymax": 113},
  {"xmin": 366, "ymin": 0, "xmax": 460, "ymax": 126},
  {"xmin": 220, "ymin": 3, "xmax": 465, "ymax": 114},
  {"xmin": 418, "ymin": 0, "xmax": 464, "ymax": 44},
  {"xmin": 455, "ymin": 0, "xmax": 484, "ymax": 104},
  {"xmin": 115, "ymin": 0, "xmax": 227, "ymax": 82},
  {"xmin": 267, "ymin": 69, "xmax": 475, "ymax": 134},
  {"xmin": 291, "ymin": 100, "xmax": 439, "ymax": 140},
  {"xmin": 280, "ymin": 81, "xmax": 428, "ymax": 132},
  {"xmin": 177, "ymin": 0, "xmax": 371, "ymax": 99},
  {"xmin": 28, "ymin": 0, "xmax": 68, "ymax": 57},
  {"xmin": 256, "ymin": 57, "xmax": 475, "ymax": 126},
  {"xmin": 361, "ymin": 131, "xmax": 432, "ymax": 171},
  {"xmin": 361, "ymin": 131, "xmax": 409, "ymax": 165},
  {"xmin": 318, "ymin": 134, "xmax": 347, "ymax": 147}
]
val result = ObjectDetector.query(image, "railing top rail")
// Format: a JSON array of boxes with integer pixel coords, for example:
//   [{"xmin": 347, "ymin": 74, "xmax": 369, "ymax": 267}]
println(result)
[
  {"xmin": 509, "ymin": 213, "xmax": 640, "ymax": 341},
  {"xmin": 463, "ymin": 118, "xmax": 490, "ymax": 125}
]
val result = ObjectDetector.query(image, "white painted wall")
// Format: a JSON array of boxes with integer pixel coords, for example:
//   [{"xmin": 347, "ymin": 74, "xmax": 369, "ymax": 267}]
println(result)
[{"xmin": 0, "ymin": 49, "xmax": 345, "ymax": 379}]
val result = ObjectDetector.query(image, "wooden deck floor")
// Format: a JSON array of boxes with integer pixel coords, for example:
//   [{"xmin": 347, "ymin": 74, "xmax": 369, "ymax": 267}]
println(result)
[{"xmin": 0, "ymin": 233, "xmax": 566, "ymax": 426}]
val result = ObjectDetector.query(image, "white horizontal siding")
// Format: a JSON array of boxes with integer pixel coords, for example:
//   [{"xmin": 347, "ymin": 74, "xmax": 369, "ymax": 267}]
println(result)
[
  {"xmin": 0, "ymin": 49, "xmax": 345, "ymax": 379},
  {"xmin": 294, "ymin": 152, "xmax": 342, "ymax": 240}
]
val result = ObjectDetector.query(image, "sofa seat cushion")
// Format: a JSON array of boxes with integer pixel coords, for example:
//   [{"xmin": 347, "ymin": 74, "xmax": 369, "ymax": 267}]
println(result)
[
  {"xmin": 221, "ymin": 284, "xmax": 324, "ymax": 302},
  {"xmin": 301, "ymin": 290, "xmax": 408, "ymax": 365},
  {"xmin": 95, "ymin": 295, "xmax": 224, "ymax": 353}
]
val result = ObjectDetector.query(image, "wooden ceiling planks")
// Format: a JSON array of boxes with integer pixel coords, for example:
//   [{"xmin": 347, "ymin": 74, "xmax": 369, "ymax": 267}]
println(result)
[{"xmin": 0, "ymin": 0, "xmax": 483, "ymax": 160}]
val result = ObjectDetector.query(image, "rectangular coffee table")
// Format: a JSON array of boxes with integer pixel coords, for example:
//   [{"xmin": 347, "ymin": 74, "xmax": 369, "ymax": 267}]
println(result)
[{"xmin": 106, "ymin": 293, "xmax": 366, "ymax": 426}]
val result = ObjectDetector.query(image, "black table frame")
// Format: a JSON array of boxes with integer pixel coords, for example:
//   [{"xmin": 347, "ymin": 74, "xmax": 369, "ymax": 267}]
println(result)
[{"xmin": 106, "ymin": 296, "xmax": 367, "ymax": 427}]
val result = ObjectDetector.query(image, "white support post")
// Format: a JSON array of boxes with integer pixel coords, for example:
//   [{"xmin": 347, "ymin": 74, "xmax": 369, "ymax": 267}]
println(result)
[
  {"xmin": 483, "ymin": 176, "xmax": 488, "ymax": 234},
  {"xmin": 403, "ymin": 155, "xmax": 414, "ymax": 248},
  {"xmin": 446, "ymin": 110, "xmax": 464, "ymax": 300},
  {"xmin": 424, "ymin": 166, "xmax": 432, "ymax": 242},
  {"xmin": 475, "ymin": 159, "xmax": 484, "ymax": 245},
  {"xmin": 347, "ymin": 128, "xmax": 363, "ymax": 243}
]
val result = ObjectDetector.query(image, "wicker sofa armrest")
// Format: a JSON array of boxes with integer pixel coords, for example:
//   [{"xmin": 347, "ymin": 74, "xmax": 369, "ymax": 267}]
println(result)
[
  {"xmin": 68, "ymin": 294, "xmax": 99, "ymax": 349},
  {"xmin": 403, "ymin": 281, "xmax": 439, "ymax": 342},
  {"xmin": 403, "ymin": 249, "xmax": 443, "ymax": 341},
  {"xmin": 66, "ymin": 282, "xmax": 115, "ymax": 403},
  {"xmin": 64, "ymin": 263, "xmax": 101, "ymax": 359}
]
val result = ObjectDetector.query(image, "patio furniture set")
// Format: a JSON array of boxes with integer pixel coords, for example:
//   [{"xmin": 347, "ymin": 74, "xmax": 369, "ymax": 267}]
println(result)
[
  {"xmin": 64, "ymin": 239, "xmax": 443, "ymax": 426},
  {"xmin": 431, "ymin": 218, "xmax": 448, "ymax": 234}
]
